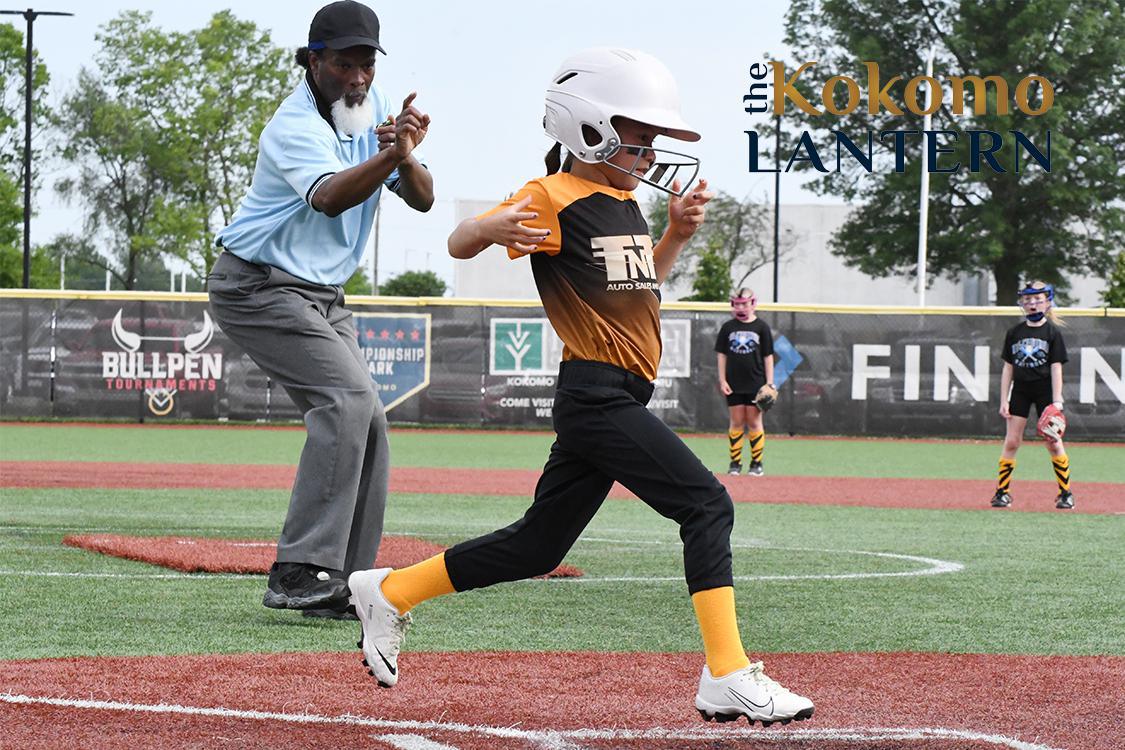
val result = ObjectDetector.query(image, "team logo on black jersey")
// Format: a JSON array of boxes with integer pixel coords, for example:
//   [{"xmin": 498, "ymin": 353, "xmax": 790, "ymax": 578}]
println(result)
[
  {"xmin": 1012, "ymin": 337, "xmax": 1049, "ymax": 368},
  {"xmin": 591, "ymin": 234, "xmax": 658, "ymax": 291},
  {"xmin": 728, "ymin": 330, "xmax": 760, "ymax": 354}
]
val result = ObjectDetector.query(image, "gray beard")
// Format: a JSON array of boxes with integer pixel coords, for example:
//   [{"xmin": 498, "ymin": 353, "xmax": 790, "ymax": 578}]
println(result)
[{"xmin": 330, "ymin": 94, "xmax": 375, "ymax": 137}]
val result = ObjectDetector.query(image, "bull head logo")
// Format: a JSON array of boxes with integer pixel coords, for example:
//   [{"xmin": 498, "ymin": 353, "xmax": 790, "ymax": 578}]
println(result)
[{"xmin": 111, "ymin": 309, "xmax": 215, "ymax": 354}]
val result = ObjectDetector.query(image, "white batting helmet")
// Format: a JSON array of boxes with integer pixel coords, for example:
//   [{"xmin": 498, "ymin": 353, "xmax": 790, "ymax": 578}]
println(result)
[{"xmin": 544, "ymin": 47, "xmax": 700, "ymax": 196}]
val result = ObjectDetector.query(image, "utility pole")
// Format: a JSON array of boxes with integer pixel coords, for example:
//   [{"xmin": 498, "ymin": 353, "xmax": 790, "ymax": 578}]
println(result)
[{"xmin": 0, "ymin": 8, "xmax": 73, "ymax": 287}]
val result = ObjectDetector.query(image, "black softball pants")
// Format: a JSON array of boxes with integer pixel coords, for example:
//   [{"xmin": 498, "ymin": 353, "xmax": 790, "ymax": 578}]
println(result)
[{"xmin": 445, "ymin": 360, "xmax": 735, "ymax": 595}]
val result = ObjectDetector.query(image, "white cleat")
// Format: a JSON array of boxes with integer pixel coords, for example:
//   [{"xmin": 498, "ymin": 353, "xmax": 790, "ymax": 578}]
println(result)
[
  {"xmin": 348, "ymin": 568, "xmax": 411, "ymax": 688},
  {"xmin": 695, "ymin": 662, "xmax": 814, "ymax": 726}
]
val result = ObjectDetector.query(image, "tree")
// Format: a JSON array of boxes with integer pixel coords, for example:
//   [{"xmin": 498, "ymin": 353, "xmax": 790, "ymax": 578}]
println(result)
[
  {"xmin": 780, "ymin": 0, "xmax": 1125, "ymax": 303},
  {"xmin": 1102, "ymin": 252, "xmax": 1125, "ymax": 308},
  {"xmin": 52, "ymin": 11, "xmax": 294, "ymax": 289},
  {"xmin": 646, "ymin": 190, "xmax": 793, "ymax": 295},
  {"xmin": 0, "ymin": 243, "xmax": 58, "ymax": 288},
  {"xmin": 54, "ymin": 68, "xmax": 175, "ymax": 290},
  {"xmin": 343, "ymin": 268, "xmax": 373, "ymax": 296},
  {"xmin": 93, "ymin": 11, "xmax": 295, "ymax": 280},
  {"xmin": 0, "ymin": 22, "xmax": 49, "ymax": 286},
  {"xmin": 681, "ymin": 248, "xmax": 730, "ymax": 301},
  {"xmin": 379, "ymin": 270, "xmax": 447, "ymax": 297}
]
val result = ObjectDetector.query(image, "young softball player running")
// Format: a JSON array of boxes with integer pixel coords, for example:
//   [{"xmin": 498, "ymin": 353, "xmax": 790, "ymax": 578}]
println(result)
[
  {"xmin": 715, "ymin": 288, "xmax": 775, "ymax": 476},
  {"xmin": 992, "ymin": 281, "xmax": 1074, "ymax": 509},
  {"xmin": 347, "ymin": 47, "xmax": 814, "ymax": 726}
]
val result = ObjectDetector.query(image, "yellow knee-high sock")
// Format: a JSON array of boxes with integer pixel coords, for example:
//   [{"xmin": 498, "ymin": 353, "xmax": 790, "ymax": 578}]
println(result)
[
  {"xmin": 691, "ymin": 586, "xmax": 750, "ymax": 678},
  {"xmin": 1051, "ymin": 454, "xmax": 1070, "ymax": 492},
  {"xmin": 997, "ymin": 458, "xmax": 1016, "ymax": 492},
  {"xmin": 380, "ymin": 553, "xmax": 455, "ymax": 615},
  {"xmin": 747, "ymin": 431, "xmax": 765, "ymax": 463},
  {"xmin": 728, "ymin": 429, "xmax": 744, "ymax": 464}
]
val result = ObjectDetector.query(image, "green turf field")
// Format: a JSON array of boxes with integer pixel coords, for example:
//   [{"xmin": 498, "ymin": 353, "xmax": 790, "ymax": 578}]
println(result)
[
  {"xmin": 2, "ymin": 423, "xmax": 1121, "ymax": 480},
  {"xmin": 1, "ymin": 425, "xmax": 1122, "ymax": 661}
]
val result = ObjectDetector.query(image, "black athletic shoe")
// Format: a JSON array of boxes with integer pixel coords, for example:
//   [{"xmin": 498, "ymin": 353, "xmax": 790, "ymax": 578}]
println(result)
[
  {"xmin": 728, "ymin": 461, "xmax": 742, "ymax": 476},
  {"xmin": 302, "ymin": 603, "xmax": 360, "ymax": 621},
  {"xmin": 1055, "ymin": 490, "xmax": 1074, "ymax": 510},
  {"xmin": 990, "ymin": 490, "xmax": 1013, "ymax": 508},
  {"xmin": 262, "ymin": 562, "xmax": 350, "ymax": 610},
  {"xmin": 747, "ymin": 460, "xmax": 765, "ymax": 477}
]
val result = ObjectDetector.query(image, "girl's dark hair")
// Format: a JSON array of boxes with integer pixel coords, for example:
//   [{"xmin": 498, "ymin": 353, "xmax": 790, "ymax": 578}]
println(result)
[
  {"xmin": 544, "ymin": 142, "xmax": 574, "ymax": 175},
  {"xmin": 295, "ymin": 46, "xmax": 311, "ymax": 69}
]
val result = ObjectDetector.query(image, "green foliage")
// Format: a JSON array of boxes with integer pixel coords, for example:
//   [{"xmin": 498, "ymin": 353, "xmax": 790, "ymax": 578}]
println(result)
[
  {"xmin": 0, "ymin": 21, "xmax": 50, "ymax": 285},
  {"xmin": 379, "ymin": 269, "xmax": 447, "ymax": 297},
  {"xmin": 646, "ymin": 191, "xmax": 788, "ymax": 298},
  {"xmin": 0, "ymin": 243, "xmax": 58, "ymax": 288},
  {"xmin": 343, "ymin": 268, "xmax": 374, "ymax": 295},
  {"xmin": 1102, "ymin": 252, "xmax": 1125, "ymax": 307},
  {"xmin": 681, "ymin": 248, "xmax": 730, "ymax": 301},
  {"xmin": 782, "ymin": 0, "xmax": 1125, "ymax": 301},
  {"xmin": 53, "ymin": 11, "xmax": 295, "ymax": 289}
]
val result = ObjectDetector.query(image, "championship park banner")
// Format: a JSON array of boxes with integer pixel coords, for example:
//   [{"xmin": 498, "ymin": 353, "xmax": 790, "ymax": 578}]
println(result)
[{"xmin": 1, "ymin": 293, "xmax": 1122, "ymax": 440}]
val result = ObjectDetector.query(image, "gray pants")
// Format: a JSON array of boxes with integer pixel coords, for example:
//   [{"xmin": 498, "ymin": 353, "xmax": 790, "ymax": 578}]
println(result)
[{"xmin": 207, "ymin": 251, "xmax": 388, "ymax": 575}]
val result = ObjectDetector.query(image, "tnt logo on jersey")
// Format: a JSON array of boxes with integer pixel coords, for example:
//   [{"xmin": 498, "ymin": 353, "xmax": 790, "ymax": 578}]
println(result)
[
  {"xmin": 1012, "ymin": 337, "xmax": 1049, "ymax": 368},
  {"xmin": 591, "ymin": 234, "xmax": 658, "ymax": 291},
  {"xmin": 728, "ymin": 330, "xmax": 761, "ymax": 354}
]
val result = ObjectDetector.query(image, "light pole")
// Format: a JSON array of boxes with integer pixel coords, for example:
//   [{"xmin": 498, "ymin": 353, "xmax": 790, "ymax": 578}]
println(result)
[
  {"xmin": 772, "ymin": 113, "xmax": 781, "ymax": 303},
  {"xmin": 0, "ymin": 8, "xmax": 73, "ymax": 288}
]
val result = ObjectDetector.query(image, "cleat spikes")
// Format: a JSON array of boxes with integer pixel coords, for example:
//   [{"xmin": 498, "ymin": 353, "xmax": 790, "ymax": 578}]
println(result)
[
  {"xmin": 362, "ymin": 658, "xmax": 368, "ymax": 667},
  {"xmin": 357, "ymin": 640, "xmax": 363, "ymax": 649}
]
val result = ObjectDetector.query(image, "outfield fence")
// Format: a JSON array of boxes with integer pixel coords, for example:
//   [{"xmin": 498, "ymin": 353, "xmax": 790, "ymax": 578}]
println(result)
[{"xmin": 1, "ymin": 291, "xmax": 1122, "ymax": 439}]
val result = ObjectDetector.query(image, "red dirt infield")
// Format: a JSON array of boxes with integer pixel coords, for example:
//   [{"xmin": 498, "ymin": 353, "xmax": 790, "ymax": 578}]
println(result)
[
  {"xmin": 60, "ymin": 533, "xmax": 582, "ymax": 578},
  {"xmin": 1, "ymin": 651, "xmax": 1120, "ymax": 750},
  {"xmin": 4, "ymin": 460, "xmax": 1120, "ymax": 514}
]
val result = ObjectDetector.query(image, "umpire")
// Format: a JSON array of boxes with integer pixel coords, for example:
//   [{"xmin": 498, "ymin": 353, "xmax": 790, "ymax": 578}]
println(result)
[{"xmin": 207, "ymin": 0, "xmax": 433, "ymax": 617}]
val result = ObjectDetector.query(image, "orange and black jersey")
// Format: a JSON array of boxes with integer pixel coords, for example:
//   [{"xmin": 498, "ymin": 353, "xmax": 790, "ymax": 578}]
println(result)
[{"xmin": 479, "ymin": 172, "xmax": 662, "ymax": 381}]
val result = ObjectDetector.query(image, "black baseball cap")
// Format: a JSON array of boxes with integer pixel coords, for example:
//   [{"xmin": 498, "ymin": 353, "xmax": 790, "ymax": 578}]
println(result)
[{"xmin": 308, "ymin": 1, "xmax": 386, "ymax": 55}]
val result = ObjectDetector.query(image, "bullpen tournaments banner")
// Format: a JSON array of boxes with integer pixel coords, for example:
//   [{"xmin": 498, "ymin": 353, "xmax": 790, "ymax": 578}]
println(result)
[{"xmin": 1, "ymin": 296, "xmax": 1121, "ymax": 440}]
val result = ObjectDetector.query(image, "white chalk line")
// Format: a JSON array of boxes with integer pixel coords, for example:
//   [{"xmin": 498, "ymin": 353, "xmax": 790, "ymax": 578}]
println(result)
[
  {"xmin": 0, "ymin": 693, "xmax": 1063, "ymax": 750},
  {"xmin": 0, "ymin": 535, "xmax": 963, "ymax": 583}
]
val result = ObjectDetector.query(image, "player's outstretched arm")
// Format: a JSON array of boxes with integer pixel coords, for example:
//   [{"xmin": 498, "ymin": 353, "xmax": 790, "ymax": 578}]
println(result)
[
  {"xmin": 653, "ymin": 179, "xmax": 712, "ymax": 283},
  {"xmin": 448, "ymin": 196, "xmax": 550, "ymax": 260}
]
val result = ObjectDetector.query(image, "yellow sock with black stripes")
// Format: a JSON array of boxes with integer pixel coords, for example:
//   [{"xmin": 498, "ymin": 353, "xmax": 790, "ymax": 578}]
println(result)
[
  {"xmin": 747, "ymin": 431, "xmax": 765, "ymax": 463},
  {"xmin": 380, "ymin": 553, "xmax": 456, "ymax": 615},
  {"xmin": 691, "ymin": 586, "xmax": 751, "ymax": 678},
  {"xmin": 1051, "ymin": 454, "xmax": 1071, "ymax": 492},
  {"xmin": 728, "ymin": 429, "xmax": 744, "ymax": 464},
  {"xmin": 997, "ymin": 458, "xmax": 1016, "ymax": 492}
]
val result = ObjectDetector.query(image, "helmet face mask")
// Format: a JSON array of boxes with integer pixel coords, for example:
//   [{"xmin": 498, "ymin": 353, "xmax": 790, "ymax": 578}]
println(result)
[
  {"xmin": 602, "ymin": 142, "xmax": 700, "ymax": 197},
  {"xmin": 544, "ymin": 47, "xmax": 700, "ymax": 197},
  {"xmin": 1017, "ymin": 282, "xmax": 1054, "ymax": 321},
  {"xmin": 731, "ymin": 290, "xmax": 756, "ymax": 321}
]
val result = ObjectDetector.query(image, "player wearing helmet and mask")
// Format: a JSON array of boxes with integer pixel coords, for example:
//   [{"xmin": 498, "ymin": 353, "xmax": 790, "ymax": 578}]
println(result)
[
  {"xmin": 716, "ymin": 288, "xmax": 775, "ymax": 476},
  {"xmin": 992, "ymin": 281, "xmax": 1073, "ymax": 510},
  {"xmin": 346, "ymin": 47, "xmax": 815, "ymax": 727}
]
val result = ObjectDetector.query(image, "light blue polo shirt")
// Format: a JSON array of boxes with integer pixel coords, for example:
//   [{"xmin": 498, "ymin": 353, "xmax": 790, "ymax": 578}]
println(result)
[{"xmin": 217, "ymin": 77, "xmax": 402, "ymax": 285}]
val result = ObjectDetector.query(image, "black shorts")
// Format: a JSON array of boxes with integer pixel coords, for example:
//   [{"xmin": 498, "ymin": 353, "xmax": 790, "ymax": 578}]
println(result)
[
  {"xmin": 1008, "ymin": 380, "xmax": 1052, "ymax": 419},
  {"xmin": 726, "ymin": 380, "xmax": 766, "ymax": 407}
]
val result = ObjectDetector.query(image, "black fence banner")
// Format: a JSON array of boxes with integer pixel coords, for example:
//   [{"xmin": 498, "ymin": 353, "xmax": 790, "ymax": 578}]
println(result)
[{"xmin": 2, "ymin": 294, "xmax": 1122, "ymax": 440}]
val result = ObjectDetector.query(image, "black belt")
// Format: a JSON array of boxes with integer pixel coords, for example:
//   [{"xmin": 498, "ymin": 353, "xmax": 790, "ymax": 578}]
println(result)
[{"xmin": 557, "ymin": 360, "xmax": 654, "ymax": 405}]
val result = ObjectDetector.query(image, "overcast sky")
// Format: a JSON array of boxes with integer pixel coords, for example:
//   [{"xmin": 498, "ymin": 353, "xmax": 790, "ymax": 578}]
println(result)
[{"xmin": 12, "ymin": 0, "xmax": 832, "ymax": 288}]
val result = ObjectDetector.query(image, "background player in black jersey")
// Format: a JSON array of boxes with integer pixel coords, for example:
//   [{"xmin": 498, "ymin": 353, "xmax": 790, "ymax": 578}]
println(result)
[
  {"xmin": 345, "ymin": 46, "xmax": 814, "ymax": 727},
  {"xmin": 715, "ymin": 288, "xmax": 774, "ymax": 476},
  {"xmin": 992, "ymin": 281, "xmax": 1074, "ymax": 510}
]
